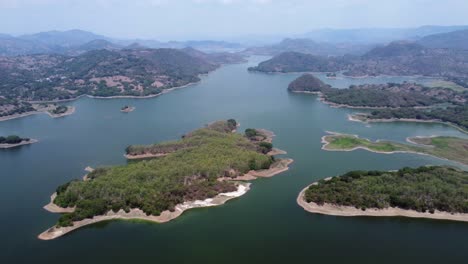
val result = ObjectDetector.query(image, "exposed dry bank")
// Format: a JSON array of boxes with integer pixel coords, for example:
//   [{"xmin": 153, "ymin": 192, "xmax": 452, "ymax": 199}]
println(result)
[
  {"xmin": 298, "ymin": 166, "xmax": 468, "ymax": 222},
  {"xmin": 39, "ymin": 120, "xmax": 293, "ymax": 240}
]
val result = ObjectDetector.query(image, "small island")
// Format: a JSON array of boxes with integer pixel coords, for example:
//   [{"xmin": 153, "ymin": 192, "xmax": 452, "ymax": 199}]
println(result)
[
  {"xmin": 326, "ymin": 72, "xmax": 337, "ymax": 78},
  {"xmin": 120, "ymin": 105, "xmax": 135, "ymax": 113},
  {"xmin": 297, "ymin": 166, "xmax": 468, "ymax": 222},
  {"xmin": 0, "ymin": 135, "xmax": 37, "ymax": 149},
  {"xmin": 321, "ymin": 132, "xmax": 468, "ymax": 165},
  {"xmin": 39, "ymin": 119, "xmax": 293, "ymax": 240},
  {"xmin": 47, "ymin": 105, "xmax": 75, "ymax": 118}
]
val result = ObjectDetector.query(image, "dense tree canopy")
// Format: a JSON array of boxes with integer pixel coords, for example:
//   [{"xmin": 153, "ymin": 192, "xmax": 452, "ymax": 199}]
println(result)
[{"xmin": 305, "ymin": 166, "xmax": 468, "ymax": 214}]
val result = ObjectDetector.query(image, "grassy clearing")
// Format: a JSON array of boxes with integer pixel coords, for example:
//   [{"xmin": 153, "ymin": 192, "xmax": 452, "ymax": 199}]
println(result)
[{"xmin": 323, "ymin": 133, "xmax": 468, "ymax": 165}]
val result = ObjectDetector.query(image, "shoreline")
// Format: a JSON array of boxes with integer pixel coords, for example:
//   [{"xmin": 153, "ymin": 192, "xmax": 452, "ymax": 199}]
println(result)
[
  {"xmin": 291, "ymin": 90, "xmax": 432, "ymax": 110},
  {"xmin": 0, "ymin": 106, "xmax": 76, "ymax": 122},
  {"xmin": 47, "ymin": 106, "xmax": 76, "ymax": 118},
  {"xmin": 219, "ymin": 158, "xmax": 294, "ymax": 181},
  {"xmin": 320, "ymin": 132, "xmax": 468, "ymax": 166},
  {"xmin": 0, "ymin": 139, "xmax": 38, "ymax": 149},
  {"xmin": 39, "ymin": 154, "xmax": 294, "ymax": 240},
  {"xmin": 0, "ymin": 80, "xmax": 201, "ymax": 123},
  {"xmin": 297, "ymin": 185, "xmax": 468, "ymax": 222},
  {"xmin": 125, "ymin": 153, "xmax": 168, "ymax": 160},
  {"xmin": 38, "ymin": 182, "xmax": 251, "ymax": 240},
  {"xmin": 348, "ymin": 114, "xmax": 468, "ymax": 134}
]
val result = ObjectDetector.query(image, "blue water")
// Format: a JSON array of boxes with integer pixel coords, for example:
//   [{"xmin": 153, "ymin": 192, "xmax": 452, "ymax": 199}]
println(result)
[{"xmin": 1, "ymin": 56, "xmax": 467, "ymax": 263}]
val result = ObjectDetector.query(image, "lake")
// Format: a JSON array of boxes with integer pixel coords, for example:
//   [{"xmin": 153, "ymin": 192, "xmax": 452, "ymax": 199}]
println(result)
[{"xmin": 1, "ymin": 56, "xmax": 467, "ymax": 263}]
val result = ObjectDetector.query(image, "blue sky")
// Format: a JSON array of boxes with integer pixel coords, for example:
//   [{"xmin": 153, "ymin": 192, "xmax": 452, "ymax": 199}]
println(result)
[{"xmin": 1, "ymin": 0, "xmax": 468, "ymax": 40}]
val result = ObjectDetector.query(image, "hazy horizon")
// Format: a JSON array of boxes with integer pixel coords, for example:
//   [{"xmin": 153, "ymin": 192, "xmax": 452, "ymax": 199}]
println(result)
[{"xmin": 1, "ymin": 0, "xmax": 468, "ymax": 41}]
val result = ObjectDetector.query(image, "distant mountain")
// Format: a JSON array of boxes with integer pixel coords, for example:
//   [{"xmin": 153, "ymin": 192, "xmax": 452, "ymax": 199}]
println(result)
[
  {"xmin": 181, "ymin": 47, "xmax": 246, "ymax": 64},
  {"xmin": 125, "ymin": 42, "xmax": 148, "ymax": 50},
  {"xmin": 19, "ymin": 29, "xmax": 109, "ymax": 47},
  {"xmin": 300, "ymin": 25, "xmax": 468, "ymax": 44},
  {"xmin": 0, "ymin": 38, "xmax": 57, "ymax": 56},
  {"xmin": 248, "ymin": 51, "xmax": 343, "ymax": 73},
  {"xmin": 363, "ymin": 41, "xmax": 426, "ymax": 58},
  {"xmin": 68, "ymin": 39, "xmax": 122, "ymax": 55},
  {"xmin": 417, "ymin": 29, "xmax": 468, "ymax": 50},
  {"xmin": 243, "ymin": 38, "xmax": 373, "ymax": 56},
  {"xmin": 249, "ymin": 42, "xmax": 468, "ymax": 79},
  {"xmin": 0, "ymin": 29, "xmax": 244, "ymax": 56}
]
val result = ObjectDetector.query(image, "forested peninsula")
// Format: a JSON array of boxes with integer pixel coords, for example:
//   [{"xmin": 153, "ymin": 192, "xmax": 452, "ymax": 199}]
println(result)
[
  {"xmin": 298, "ymin": 166, "xmax": 468, "ymax": 222},
  {"xmin": 288, "ymin": 74, "xmax": 468, "ymax": 131},
  {"xmin": 39, "ymin": 120, "xmax": 293, "ymax": 240},
  {"xmin": 288, "ymin": 74, "xmax": 467, "ymax": 108}
]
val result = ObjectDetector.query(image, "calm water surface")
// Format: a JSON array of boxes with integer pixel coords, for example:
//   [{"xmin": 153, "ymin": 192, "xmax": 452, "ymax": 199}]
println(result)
[{"xmin": 1, "ymin": 56, "xmax": 467, "ymax": 263}]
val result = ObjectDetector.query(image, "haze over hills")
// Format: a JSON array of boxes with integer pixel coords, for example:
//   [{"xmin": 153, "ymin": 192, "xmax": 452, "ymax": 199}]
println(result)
[
  {"xmin": 249, "ymin": 41, "xmax": 468, "ymax": 83},
  {"xmin": 1, "ymin": 25, "xmax": 468, "ymax": 57},
  {"xmin": 299, "ymin": 25, "xmax": 468, "ymax": 44},
  {"xmin": 417, "ymin": 29, "xmax": 468, "ymax": 50},
  {"xmin": 243, "ymin": 38, "xmax": 375, "ymax": 56},
  {"xmin": 0, "ymin": 29, "xmax": 245, "ymax": 56}
]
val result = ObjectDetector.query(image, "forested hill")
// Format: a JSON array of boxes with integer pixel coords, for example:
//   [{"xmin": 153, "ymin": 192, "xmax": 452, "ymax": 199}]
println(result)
[
  {"xmin": 249, "ymin": 42, "xmax": 468, "ymax": 80},
  {"xmin": 288, "ymin": 74, "xmax": 467, "ymax": 108},
  {"xmin": 0, "ymin": 48, "xmax": 225, "ymax": 102}
]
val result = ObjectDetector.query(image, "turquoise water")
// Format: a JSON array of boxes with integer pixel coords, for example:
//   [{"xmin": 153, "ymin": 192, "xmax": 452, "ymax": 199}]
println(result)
[{"xmin": 1, "ymin": 56, "xmax": 467, "ymax": 263}]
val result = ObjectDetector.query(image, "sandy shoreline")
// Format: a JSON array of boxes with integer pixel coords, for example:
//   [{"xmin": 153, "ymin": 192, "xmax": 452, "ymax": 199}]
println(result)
[
  {"xmin": 38, "ymin": 182, "xmax": 251, "ymax": 240},
  {"xmin": 39, "ymin": 155, "xmax": 294, "ymax": 240},
  {"xmin": 297, "ymin": 185, "xmax": 468, "ymax": 222},
  {"xmin": 0, "ymin": 139, "xmax": 38, "ymax": 149}
]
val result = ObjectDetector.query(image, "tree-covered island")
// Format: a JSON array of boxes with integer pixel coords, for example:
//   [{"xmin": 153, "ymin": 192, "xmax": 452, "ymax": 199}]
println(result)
[
  {"xmin": 298, "ymin": 166, "xmax": 468, "ymax": 222},
  {"xmin": 0, "ymin": 135, "xmax": 37, "ymax": 149},
  {"xmin": 39, "ymin": 120, "xmax": 293, "ymax": 240}
]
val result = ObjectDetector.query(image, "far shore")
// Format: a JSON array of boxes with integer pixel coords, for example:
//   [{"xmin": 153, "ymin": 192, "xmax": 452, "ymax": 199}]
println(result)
[
  {"xmin": 297, "ymin": 185, "xmax": 468, "ymax": 222},
  {"xmin": 348, "ymin": 114, "xmax": 468, "ymax": 134},
  {"xmin": 0, "ymin": 139, "xmax": 38, "ymax": 149},
  {"xmin": 0, "ymin": 80, "xmax": 200, "ymax": 123},
  {"xmin": 38, "ymin": 182, "xmax": 251, "ymax": 240},
  {"xmin": 291, "ymin": 90, "xmax": 432, "ymax": 110}
]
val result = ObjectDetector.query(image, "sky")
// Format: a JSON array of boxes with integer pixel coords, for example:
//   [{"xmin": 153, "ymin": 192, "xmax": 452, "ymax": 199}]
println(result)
[{"xmin": 1, "ymin": 0, "xmax": 468, "ymax": 40}]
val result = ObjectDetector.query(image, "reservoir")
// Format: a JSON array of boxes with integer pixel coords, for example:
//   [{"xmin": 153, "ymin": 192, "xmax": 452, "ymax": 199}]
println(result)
[{"xmin": 1, "ymin": 56, "xmax": 467, "ymax": 263}]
